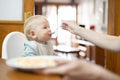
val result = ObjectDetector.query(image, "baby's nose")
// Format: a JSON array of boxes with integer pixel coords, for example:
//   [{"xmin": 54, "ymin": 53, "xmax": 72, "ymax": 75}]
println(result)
[
  {"xmin": 48, "ymin": 27, "xmax": 51, "ymax": 30},
  {"xmin": 49, "ymin": 29, "xmax": 52, "ymax": 33}
]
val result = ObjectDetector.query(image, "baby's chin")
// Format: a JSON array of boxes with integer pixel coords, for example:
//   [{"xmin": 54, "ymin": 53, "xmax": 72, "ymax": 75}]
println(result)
[{"xmin": 46, "ymin": 36, "xmax": 51, "ymax": 41}]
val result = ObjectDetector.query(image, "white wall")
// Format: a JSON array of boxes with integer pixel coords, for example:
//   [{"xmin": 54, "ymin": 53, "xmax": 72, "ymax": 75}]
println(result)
[{"xmin": 0, "ymin": 0, "xmax": 23, "ymax": 21}]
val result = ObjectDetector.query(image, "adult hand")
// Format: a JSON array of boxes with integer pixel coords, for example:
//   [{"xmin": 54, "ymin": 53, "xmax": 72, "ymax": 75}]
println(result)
[
  {"xmin": 61, "ymin": 20, "xmax": 79, "ymax": 35},
  {"xmin": 35, "ymin": 59, "xmax": 106, "ymax": 80}
]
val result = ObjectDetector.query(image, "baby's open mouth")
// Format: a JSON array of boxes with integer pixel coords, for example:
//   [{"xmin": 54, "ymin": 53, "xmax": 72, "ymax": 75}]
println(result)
[{"xmin": 49, "ymin": 33, "xmax": 52, "ymax": 36}]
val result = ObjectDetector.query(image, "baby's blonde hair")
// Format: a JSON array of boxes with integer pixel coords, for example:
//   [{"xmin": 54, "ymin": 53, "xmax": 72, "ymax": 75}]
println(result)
[{"xmin": 24, "ymin": 15, "xmax": 48, "ymax": 40}]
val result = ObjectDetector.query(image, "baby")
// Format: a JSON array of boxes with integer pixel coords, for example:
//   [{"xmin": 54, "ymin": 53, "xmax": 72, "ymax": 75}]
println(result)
[{"xmin": 22, "ymin": 15, "xmax": 55, "ymax": 57}]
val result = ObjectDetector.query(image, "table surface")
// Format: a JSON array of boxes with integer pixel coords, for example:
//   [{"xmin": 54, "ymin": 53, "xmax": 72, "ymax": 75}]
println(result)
[
  {"xmin": 54, "ymin": 45, "xmax": 80, "ymax": 52},
  {"xmin": 0, "ymin": 59, "xmax": 62, "ymax": 80},
  {"xmin": 76, "ymin": 40, "xmax": 95, "ymax": 46}
]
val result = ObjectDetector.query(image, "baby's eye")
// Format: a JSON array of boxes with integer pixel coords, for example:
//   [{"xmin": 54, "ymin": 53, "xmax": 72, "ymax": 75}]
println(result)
[{"xmin": 43, "ymin": 26, "xmax": 47, "ymax": 29}]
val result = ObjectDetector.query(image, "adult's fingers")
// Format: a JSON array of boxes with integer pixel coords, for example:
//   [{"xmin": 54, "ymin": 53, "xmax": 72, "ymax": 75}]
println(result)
[
  {"xmin": 55, "ymin": 59, "xmax": 70, "ymax": 66},
  {"xmin": 61, "ymin": 23, "xmax": 69, "ymax": 30},
  {"xmin": 41, "ymin": 60, "xmax": 78, "ymax": 75},
  {"xmin": 34, "ymin": 60, "xmax": 69, "ymax": 74}
]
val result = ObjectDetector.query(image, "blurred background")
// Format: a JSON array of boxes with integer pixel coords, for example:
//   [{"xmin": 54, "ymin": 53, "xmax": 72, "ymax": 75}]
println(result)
[
  {"xmin": 1, "ymin": 0, "xmax": 120, "ymax": 75},
  {"xmin": 34, "ymin": 0, "xmax": 108, "ymax": 48}
]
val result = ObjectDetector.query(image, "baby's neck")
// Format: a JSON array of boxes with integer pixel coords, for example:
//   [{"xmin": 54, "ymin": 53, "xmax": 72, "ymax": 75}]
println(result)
[{"xmin": 36, "ymin": 40, "xmax": 47, "ymax": 44}]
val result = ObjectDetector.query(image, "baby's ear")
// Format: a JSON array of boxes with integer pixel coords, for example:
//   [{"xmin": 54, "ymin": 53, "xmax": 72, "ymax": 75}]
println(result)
[{"xmin": 29, "ymin": 31, "xmax": 37, "ymax": 39}]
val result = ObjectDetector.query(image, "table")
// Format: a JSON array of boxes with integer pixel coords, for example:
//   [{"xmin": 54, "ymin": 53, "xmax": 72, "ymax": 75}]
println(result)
[
  {"xmin": 75, "ymin": 40, "xmax": 95, "ymax": 46},
  {"xmin": 54, "ymin": 45, "xmax": 80, "ymax": 58},
  {"xmin": 0, "ymin": 59, "xmax": 62, "ymax": 80}
]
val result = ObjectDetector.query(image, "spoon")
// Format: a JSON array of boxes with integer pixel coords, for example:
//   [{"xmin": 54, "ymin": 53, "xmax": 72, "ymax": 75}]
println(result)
[{"xmin": 52, "ymin": 27, "xmax": 59, "ymax": 34}]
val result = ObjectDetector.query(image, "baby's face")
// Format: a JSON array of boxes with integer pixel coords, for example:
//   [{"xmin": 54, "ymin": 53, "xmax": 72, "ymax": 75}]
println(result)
[{"xmin": 34, "ymin": 20, "xmax": 52, "ymax": 43}]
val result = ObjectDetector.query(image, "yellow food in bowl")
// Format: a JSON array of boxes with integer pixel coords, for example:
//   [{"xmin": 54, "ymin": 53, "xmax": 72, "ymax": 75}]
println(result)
[{"xmin": 16, "ymin": 57, "xmax": 56, "ymax": 68}]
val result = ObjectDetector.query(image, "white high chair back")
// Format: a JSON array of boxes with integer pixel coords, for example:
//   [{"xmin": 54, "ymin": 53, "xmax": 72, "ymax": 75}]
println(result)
[{"xmin": 2, "ymin": 31, "xmax": 28, "ymax": 60}]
